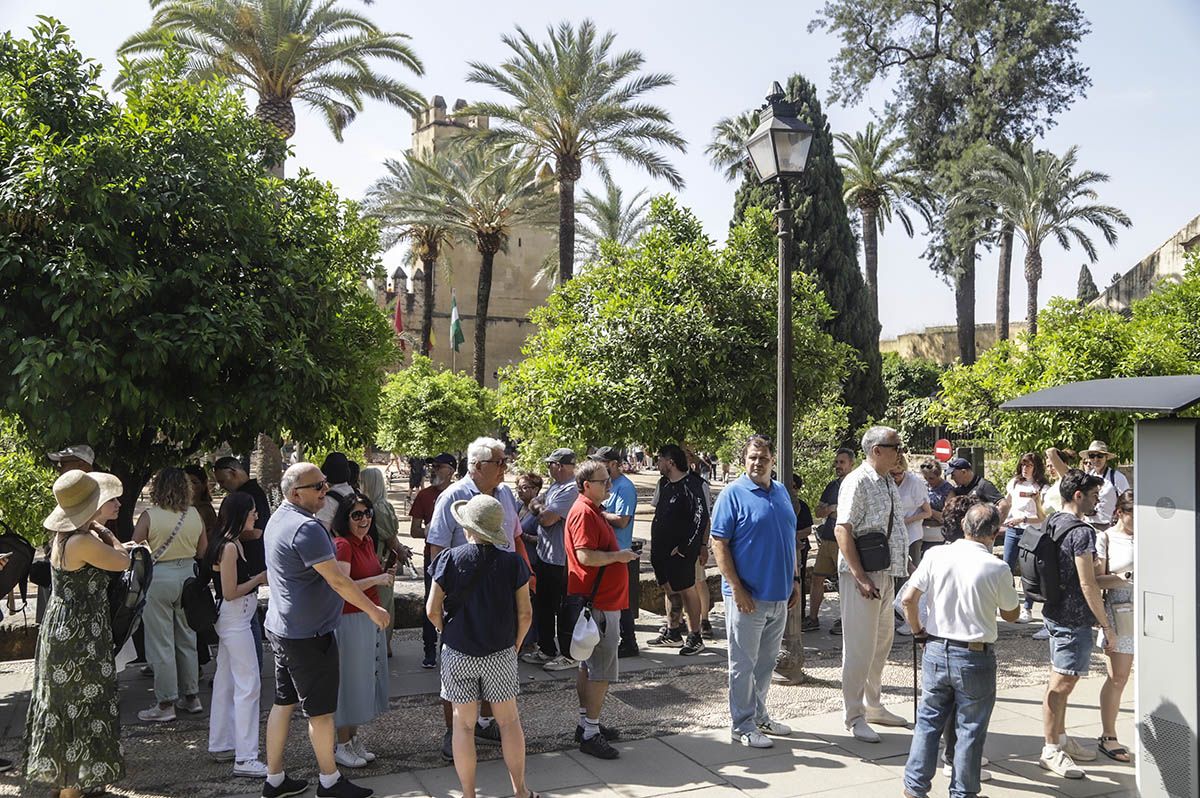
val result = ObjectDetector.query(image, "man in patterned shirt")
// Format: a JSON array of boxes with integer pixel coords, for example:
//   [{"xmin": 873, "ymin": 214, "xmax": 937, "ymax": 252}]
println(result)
[{"xmin": 834, "ymin": 425, "xmax": 911, "ymax": 743}]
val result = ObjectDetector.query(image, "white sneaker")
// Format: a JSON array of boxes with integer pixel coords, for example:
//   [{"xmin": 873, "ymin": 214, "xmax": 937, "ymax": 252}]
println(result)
[
  {"xmin": 542, "ymin": 655, "xmax": 579, "ymax": 671},
  {"xmin": 733, "ymin": 730, "xmax": 774, "ymax": 748},
  {"xmin": 865, "ymin": 706, "xmax": 908, "ymax": 727},
  {"xmin": 1018, "ymin": 607, "xmax": 1033, "ymax": 623},
  {"xmin": 233, "ymin": 759, "xmax": 268, "ymax": 778},
  {"xmin": 334, "ymin": 743, "xmax": 366, "ymax": 768},
  {"xmin": 1061, "ymin": 735, "xmax": 1097, "ymax": 762},
  {"xmin": 175, "ymin": 696, "xmax": 204, "ymax": 714},
  {"xmin": 941, "ymin": 763, "xmax": 992, "ymax": 781},
  {"xmin": 756, "ymin": 719, "xmax": 792, "ymax": 736},
  {"xmin": 137, "ymin": 704, "xmax": 176, "ymax": 723},
  {"xmin": 1040, "ymin": 747, "xmax": 1085, "ymax": 778},
  {"xmin": 1032, "ymin": 626, "xmax": 1051, "ymax": 640},
  {"xmin": 941, "ymin": 750, "xmax": 989, "ymax": 767},
  {"xmin": 520, "ymin": 650, "xmax": 551, "ymax": 665},
  {"xmin": 848, "ymin": 718, "xmax": 881, "ymax": 743},
  {"xmin": 349, "ymin": 736, "xmax": 376, "ymax": 763}
]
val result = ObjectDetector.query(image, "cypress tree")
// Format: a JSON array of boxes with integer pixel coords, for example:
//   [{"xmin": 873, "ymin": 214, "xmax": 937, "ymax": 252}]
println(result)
[
  {"xmin": 732, "ymin": 73, "xmax": 885, "ymax": 433},
  {"xmin": 1076, "ymin": 263, "xmax": 1099, "ymax": 305}
]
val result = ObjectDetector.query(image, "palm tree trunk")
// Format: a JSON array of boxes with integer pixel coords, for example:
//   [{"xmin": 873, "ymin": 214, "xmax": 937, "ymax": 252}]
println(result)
[
  {"xmin": 473, "ymin": 248, "xmax": 496, "ymax": 385},
  {"xmin": 558, "ymin": 175, "xmax": 575, "ymax": 284},
  {"xmin": 955, "ymin": 243, "xmax": 977, "ymax": 365},
  {"xmin": 861, "ymin": 205, "xmax": 880, "ymax": 320},
  {"xmin": 254, "ymin": 95, "xmax": 295, "ymax": 179},
  {"xmin": 995, "ymin": 224, "xmax": 1013, "ymax": 341},
  {"xmin": 1025, "ymin": 249, "xmax": 1043, "ymax": 338},
  {"xmin": 420, "ymin": 253, "xmax": 436, "ymax": 356}
]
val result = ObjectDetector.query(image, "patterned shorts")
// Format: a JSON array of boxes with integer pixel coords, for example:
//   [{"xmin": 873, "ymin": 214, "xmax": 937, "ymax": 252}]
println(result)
[{"xmin": 440, "ymin": 645, "xmax": 520, "ymax": 705}]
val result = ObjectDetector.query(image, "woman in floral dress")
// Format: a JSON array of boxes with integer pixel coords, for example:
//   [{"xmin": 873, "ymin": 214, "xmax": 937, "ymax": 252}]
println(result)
[{"xmin": 25, "ymin": 470, "xmax": 139, "ymax": 797}]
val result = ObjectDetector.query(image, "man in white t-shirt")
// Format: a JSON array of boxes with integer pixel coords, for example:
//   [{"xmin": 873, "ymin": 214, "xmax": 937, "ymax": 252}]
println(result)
[
  {"xmin": 1079, "ymin": 441, "xmax": 1129, "ymax": 529},
  {"xmin": 900, "ymin": 504, "xmax": 1019, "ymax": 798}
]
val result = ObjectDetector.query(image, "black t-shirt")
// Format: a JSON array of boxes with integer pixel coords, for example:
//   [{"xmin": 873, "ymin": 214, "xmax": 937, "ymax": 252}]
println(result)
[
  {"xmin": 1041, "ymin": 511, "xmax": 1098, "ymax": 627},
  {"xmin": 432, "ymin": 544, "xmax": 530, "ymax": 657},
  {"xmin": 212, "ymin": 543, "xmax": 252, "ymax": 602},
  {"xmin": 817, "ymin": 478, "xmax": 842, "ymax": 541},
  {"xmin": 796, "ymin": 499, "xmax": 813, "ymax": 532},
  {"xmin": 236, "ymin": 479, "xmax": 270, "ymax": 576},
  {"xmin": 651, "ymin": 472, "xmax": 710, "ymax": 556},
  {"xmin": 954, "ymin": 475, "xmax": 1002, "ymax": 504}
]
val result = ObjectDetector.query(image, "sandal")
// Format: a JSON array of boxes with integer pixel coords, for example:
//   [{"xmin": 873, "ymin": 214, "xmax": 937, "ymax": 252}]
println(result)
[
  {"xmin": 524, "ymin": 792, "xmax": 542, "ymax": 798},
  {"xmin": 1098, "ymin": 735, "xmax": 1131, "ymax": 763}
]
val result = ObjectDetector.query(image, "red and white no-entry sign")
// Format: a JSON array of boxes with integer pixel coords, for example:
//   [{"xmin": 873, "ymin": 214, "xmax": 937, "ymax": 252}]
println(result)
[{"xmin": 934, "ymin": 439, "xmax": 954, "ymax": 462}]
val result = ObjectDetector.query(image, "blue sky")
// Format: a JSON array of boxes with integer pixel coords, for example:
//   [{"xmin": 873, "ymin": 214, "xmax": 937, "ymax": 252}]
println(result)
[{"xmin": 5, "ymin": 1, "xmax": 1198, "ymax": 337}]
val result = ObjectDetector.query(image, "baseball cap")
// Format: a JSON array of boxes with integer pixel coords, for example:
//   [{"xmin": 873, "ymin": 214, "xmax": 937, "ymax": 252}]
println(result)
[
  {"xmin": 946, "ymin": 457, "xmax": 973, "ymax": 471},
  {"xmin": 544, "ymin": 448, "xmax": 577, "ymax": 465},
  {"xmin": 431, "ymin": 453, "xmax": 457, "ymax": 467},
  {"xmin": 47, "ymin": 445, "xmax": 96, "ymax": 466},
  {"xmin": 588, "ymin": 446, "xmax": 621, "ymax": 462}
]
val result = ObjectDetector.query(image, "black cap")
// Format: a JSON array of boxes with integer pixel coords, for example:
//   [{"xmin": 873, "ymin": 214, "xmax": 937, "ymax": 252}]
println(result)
[
  {"xmin": 544, "ymin": 448, "xmax": 577, "ymax": 465},
  {"xmin": 589, "ymin": 446, "xmax": 621, "ymax": 462},
  {"xmin": 946, "ymin": 457, "xmax": 973, "ymax": 471},
  {"xmin": 432, "ymin": 453, "xmax": 457, "ymax": 467}
]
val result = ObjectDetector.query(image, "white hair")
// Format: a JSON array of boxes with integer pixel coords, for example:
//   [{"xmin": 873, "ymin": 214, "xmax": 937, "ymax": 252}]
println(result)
[
  {"xmin": 861, "ymin": 425, "xmax": 897, "ymax": 454},
  {"xmin": 281, "ymin": 462, "xmax": 317, "ymax": 498},
  {"xmin": 467, "ymin": 437, "xmax": 506, "ymax": 470}
]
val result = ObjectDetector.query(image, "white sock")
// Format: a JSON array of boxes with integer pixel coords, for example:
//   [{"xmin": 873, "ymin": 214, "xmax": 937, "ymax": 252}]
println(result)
[
  {"xmin": 478, "ymin": 716, "xmax": 494, "ymax": 728},
  {"xmin": 266, "ymin": 772, "xmax": 285, "ymax": 788},
  {"xmin": 319, "ymin": 771, "xmax": 341, "ymax": 789},
  {"xmin": 1043, "ymin": 743, "xmax": 1061, "ymax": 757},
  {"xmin": 582, "ymin": 716, "xmax": 601, "ymax": 740},
  {"xmin": 578, "ymin": 707, "xmax": 587, "ymax": 726}
]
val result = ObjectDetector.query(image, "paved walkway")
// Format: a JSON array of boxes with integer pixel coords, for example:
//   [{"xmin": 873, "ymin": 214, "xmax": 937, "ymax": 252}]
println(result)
[{"xmin": 222, "ymin": 675, "xmax": 1136, "ymax": 798}]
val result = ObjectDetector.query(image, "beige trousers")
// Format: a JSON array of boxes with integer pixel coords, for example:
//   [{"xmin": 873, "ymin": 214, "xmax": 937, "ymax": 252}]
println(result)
[{"xmin": 839, "ymin": 570, "xmax": 895, "ymax": 727}]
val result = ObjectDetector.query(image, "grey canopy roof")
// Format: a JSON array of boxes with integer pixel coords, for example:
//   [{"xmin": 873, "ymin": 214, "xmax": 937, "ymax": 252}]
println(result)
[{"xmin": 1000, "ymin": 375, "xmax": 1200, "ymax": 414}]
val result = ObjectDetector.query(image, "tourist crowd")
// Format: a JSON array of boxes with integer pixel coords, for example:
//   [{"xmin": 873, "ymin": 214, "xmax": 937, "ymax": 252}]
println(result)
[{"xmin": 18, "ymin": 430, "xmax": 1135, "ymax": 798}]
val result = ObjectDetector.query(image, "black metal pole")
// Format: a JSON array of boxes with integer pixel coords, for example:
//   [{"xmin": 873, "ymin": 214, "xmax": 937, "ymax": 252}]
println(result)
[{"xmin": 777, "ymin": 179, "xmax": 794, "ymax": 496}]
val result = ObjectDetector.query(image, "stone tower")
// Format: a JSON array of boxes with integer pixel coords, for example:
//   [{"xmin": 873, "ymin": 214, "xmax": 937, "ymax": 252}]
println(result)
[{"xmin": 403, "ymin": 96, "xmax": 557, "ymax": 387}]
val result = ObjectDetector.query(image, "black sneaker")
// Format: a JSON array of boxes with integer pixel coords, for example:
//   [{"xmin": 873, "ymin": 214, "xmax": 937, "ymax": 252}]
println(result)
[
  {"xmin": 475, "ymin": 720, "xmax": 501, "ymax": 745},
  {"xmin": 830, "ymin": 619, "xmax": 843, "ymax": 636},
  {"xmin": 575, "ymin": 723, "xmax": 620, "ymax": 742},
  {"xmin": 440, "ymin": 729, "xmax": 453, "ymax": 761},
  {"xmin": 262, "ymin": 775, "xmax": 309, "ymax": 798},
  {"xmin": 617, "ymin": 643, "xmax": 640, "ymax": 658},
  {"xmin": 647, "ymin": 625, "xmax": 683, "ymax": 646},
  {"xmin": 700, "ymin": 619, "xmax": 714, "ymax": 640},
  {"xmin": 579, "ymin": 732, "xmax": 620, "ymax": 759},
  {"xmin": 0, "ymin": 758, "xmax": 11, "ymax": 773},
  {"xmin": 316, "ymin": 776, "xmax": 373, "ymax": 798},
  {"xmin": 801, "ymin": 616, "xmax": 821, "ymax": 633},
  {"xmin": 421, "ymin": 651, "xmax": 436, "ymax": 669},
  {"xmin": 680, "ymin": 632, "xmax": 705, "ymax": 656}
]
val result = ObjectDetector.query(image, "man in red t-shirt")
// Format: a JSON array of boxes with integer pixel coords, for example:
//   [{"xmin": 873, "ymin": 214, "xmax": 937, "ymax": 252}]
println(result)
[
  {"xmin": 409, "ymin": 453, "xmax": 458, "ymax": 668},
  {"xmin": 566, "ymin": 460, "xmax": 640, "ymax": 760}
]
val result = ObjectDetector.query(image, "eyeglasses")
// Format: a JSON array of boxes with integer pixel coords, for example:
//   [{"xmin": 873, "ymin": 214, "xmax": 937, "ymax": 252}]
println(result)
[
  {"xmin": 877, "ymin": 443, "xmax": 906, "ymax": 452},
  {"xmin": 1086, "ymin": 453, "xmax": 1107, "ymax": 460},
  {"xmin": 350, "ymin": 508, "xmax": 373, "ymax": 521},
  {"xmin": 295, "ymin": 480, "xmax": 329, "ymax": 492},
  {"xmin": 586, "ymin": 478, "xmax": 613, "ymax": 486},
  {"xmin": 481, "ymin": 459, "xmax": 509, "ymax": 469}
]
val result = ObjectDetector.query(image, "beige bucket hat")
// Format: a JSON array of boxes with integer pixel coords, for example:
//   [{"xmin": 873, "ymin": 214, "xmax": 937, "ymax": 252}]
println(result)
[
  {"xmin": 450, "ymin": 494, "xmax": 508, "ymax": 547},
  {"xmin": 1082, "ymin": 440, "xmax": 1116, "ymax": 459},
  {"xmin": 43, "ymin": 469, "xmax": 123, "ymax": 533}
]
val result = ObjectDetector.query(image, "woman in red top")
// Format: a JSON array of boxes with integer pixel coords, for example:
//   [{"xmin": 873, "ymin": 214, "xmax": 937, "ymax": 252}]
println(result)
[{"xmin": 331, "ymin": 492, "xmax": 395, "ymax": 768}]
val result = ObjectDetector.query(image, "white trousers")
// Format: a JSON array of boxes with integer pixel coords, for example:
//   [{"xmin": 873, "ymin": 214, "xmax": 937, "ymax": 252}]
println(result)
[
  {"xmin": 208, "ymin": 594, "xmax": 261, "ymax": 761},
  {"xmin": 839, "ymin": 570, "xmax": 895, "ymax": 727}
]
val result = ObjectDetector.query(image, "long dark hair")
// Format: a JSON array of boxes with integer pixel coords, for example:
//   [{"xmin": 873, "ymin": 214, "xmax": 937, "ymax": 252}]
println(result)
[
  {"xmin": 332, "ymin": 491, "xmax": 377, "ymax": 547},
  {"xmin": 205, "ymin": 492, "xmax": 255, "ymax": 568},
  {"xmin": 1013, "ymin": 452, "xmax": 1048, "ymax": 488},
  {"xmin": 185, "ymin": 463, "xmax": 213, "ymax": 503}
]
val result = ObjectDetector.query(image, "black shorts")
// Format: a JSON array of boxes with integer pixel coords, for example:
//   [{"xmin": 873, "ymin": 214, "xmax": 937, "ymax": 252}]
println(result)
[
  {"xmin": 267, "ymin": 630, "xmax": 340, "ymax": 717},
  {"xmin": 651, "ymin": 552, "xmax": 697, "ymax": 591}
]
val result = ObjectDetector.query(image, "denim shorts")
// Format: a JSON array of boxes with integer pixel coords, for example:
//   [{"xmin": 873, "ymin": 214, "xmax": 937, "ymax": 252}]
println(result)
[{"xmin": 1044, "ymin": 619, "xmax": 1093, "ymax": 676}]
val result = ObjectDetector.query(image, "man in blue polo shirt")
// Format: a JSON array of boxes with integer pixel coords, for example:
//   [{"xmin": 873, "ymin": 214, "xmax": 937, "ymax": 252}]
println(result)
[
  {"xmin": 590, "ymin": 447, "xmax": 641, "ymax": 656},
  {"xmin": 710, "ymin": 434, "xmax": 799, "ymax": 749}
]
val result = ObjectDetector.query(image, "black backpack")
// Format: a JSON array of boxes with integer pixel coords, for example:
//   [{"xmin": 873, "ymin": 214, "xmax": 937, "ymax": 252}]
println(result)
[
  {"xmin": 0, "ymin": 519, "xmax": 36, "ymax": 612},
  {"xmin": 1018, "ymin": 511, "xmax": 1090, "ymax": 604},
  {"xmin": 181, "ymin": 559, "xmax": 220, "ymax": 633},
  {"xmin": 109, "ymin": 546, "xmax": 154, "ymax": 656}
]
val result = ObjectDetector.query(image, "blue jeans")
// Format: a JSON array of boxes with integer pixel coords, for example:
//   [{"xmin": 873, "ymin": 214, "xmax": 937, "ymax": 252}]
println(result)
[
  {"xmin": 726, "ymin": 598, "xmax": 787, "ymax": 735},
  {"xmin": 903, "ymin": 639, "xmax": 997, "ymax": 798},
  {"xmin": 1001, "ymin": 527, "xmax": 1033, "ymax": 610}
]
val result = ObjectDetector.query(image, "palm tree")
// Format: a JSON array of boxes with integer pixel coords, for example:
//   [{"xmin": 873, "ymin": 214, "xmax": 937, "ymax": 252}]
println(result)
[
  {"xmin": 705, "ymin": 110, "xmax": 759, "ymax": 182},
  {"xmin": 576, "ymin": 180, "xmax": 651, "ymax": 262},
  {"xmin": 364, "ymin": 153, "xmax": 456, "ymax": 356},
  {"xmin": 835, "ymin": 122, "xmax": 928, "ymax": 319},
  {"xmin": 971, "ymin": 143, "xmax": 1131, "ymax": 336},
  {"xmin": 381, "ymin": 141, "xmax": 556, "ymax": 384},
  {"xmin": 118, "ymin": 0, "xmax": 424, "ymax": 174},
  {"xmin": 464, "ymin": 19, "xmax": 685, "ymax": 285}
]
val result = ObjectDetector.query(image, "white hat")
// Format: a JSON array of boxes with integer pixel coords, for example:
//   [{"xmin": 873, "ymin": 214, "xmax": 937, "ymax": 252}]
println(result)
[
  {"xmin": 43, "ymin": 470, "xmax": 123, "ymax": 533},
  {"xmin": 450, "ymin": 495, "xmax": 508, "ymax": 547},
  {"xmin": 46, "ymin": 444, "xmax": 96, "ymax": 466}
]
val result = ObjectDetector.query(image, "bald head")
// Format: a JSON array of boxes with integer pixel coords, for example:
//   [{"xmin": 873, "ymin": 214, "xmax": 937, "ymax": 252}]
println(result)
[
  {"xmin": 962, "ymin": 503, "xmax": 1000, "ymax": 542},
  {"xmin": 282, "ymin": 462, "xmax": 327, "ymax": 514}
]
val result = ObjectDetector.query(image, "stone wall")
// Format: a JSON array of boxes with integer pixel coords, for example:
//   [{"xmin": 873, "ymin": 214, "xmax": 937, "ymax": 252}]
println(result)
[
  {"xmin": 1091, "ymin": 212, "xmax": 1200, "ymax": 313},
  {"xmin": 879, "ymin": 321, "xmax": 1027, "ymax": 365}
]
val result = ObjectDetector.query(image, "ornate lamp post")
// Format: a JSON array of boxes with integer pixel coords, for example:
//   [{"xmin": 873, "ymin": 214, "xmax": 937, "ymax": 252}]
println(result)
[{"xmin": 746, "ymin": 81, "xmax": 814, "ymax": 682}]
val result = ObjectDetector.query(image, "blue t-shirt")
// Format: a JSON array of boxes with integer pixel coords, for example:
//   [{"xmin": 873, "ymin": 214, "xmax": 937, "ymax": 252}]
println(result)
[
  {"xmin": 603, "ymin": 473, "xmax": 638, "ymax": 550},
  {"xmin": 536, "ymin": 479, "xmax": 579, "ymax": 566},
  {"xmin": 710, "ymin": 475, "xmax": 797, "ymax": 601},
  {"xmin": 433, "ymin": 544, "xmax": 531, "ymax": 657},
  {"xmin": 263, "ymin": 501, "xmax": 344, "ymax": 638},
  {"xmin": 426, "ymin": 476, "xmax": 519, "ymax": 553}
]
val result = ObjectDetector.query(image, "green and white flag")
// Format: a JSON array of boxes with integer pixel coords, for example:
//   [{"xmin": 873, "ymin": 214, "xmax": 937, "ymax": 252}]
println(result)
[{"xmin": 450, "ymin": 293, "xmax": 465, "ymax": 352}]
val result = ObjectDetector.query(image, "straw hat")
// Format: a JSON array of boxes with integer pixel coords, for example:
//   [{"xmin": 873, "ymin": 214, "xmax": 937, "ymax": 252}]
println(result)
[
  {"xmin": 43, "ymin": 469, "xmax": 123, "ymax": 533},
  {"xmin": 1082, "ymin": 440, "xmax": 1116, "ymax": 459},
  {"xmin": 450, "ymin": 495, "xmax": 508, "ymax": 547}
]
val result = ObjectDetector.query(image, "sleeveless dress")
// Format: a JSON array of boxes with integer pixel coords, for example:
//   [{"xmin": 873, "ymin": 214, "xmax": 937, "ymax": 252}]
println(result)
[{"xmin": 24, "ymin": 564, "xmax": 125, "ymax": 791}]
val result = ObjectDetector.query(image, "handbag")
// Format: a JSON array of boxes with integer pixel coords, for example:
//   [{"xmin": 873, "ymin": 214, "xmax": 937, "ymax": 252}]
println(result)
[
  {"xmin": 569, "ymin": 565, "xmax": 609, "ymax": 662},
  {"xmin": 1103, "ymin": 530, "xmax": 1135, "ymax": 638},
  {"xmin": 854, "ymin": 485, "xmax": 895, "ymax": 573}
]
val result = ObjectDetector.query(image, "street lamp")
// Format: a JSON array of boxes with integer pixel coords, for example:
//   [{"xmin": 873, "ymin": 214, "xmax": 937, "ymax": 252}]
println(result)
[{"xmin": 746, "ymin": 81, "xmax": 814, "ymax": 685}]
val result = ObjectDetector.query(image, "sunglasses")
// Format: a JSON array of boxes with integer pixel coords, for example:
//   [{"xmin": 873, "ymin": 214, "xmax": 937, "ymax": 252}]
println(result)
[
  {"xmin": 586, "ymin": 478, "xmax": 613, "ymax": 486},
  {"xmin": 1087, "ymin": 453, "xmax": 1108, "ymax": 460},
  {"xmin": 877, "ymin": 443, "xmax": 906, "ymax": 452},
  {"xmin": 350, "ymin": 508, "xmax": 373, "ymax": 521},
  {"xmin": 295, "ymin": 480, "xmax": 329, "ymax": 492}
]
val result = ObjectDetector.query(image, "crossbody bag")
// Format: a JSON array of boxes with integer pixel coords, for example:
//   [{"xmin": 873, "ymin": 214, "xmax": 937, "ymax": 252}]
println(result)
[
  {"xmin": 151, "ymin": 511, "xmax": 191, "ymax": 562},
  {"xmin": 854, "ymin": 481, "xmax": 894, "ymax": 573},
  {"xmin": 1103, "ymin": 531, "xmax": 1135, "ymax": 638}
]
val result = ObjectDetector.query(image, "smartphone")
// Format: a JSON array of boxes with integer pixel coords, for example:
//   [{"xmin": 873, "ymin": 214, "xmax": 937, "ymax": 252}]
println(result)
[{"xmin": 630, "ymin": 541, "xmax": 644, "ymax": 554}]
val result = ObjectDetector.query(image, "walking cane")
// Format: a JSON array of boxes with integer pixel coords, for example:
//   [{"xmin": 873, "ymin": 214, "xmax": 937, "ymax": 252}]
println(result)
[{"xmin": 912, "ymin": 635, "xmax": 918, "ymax": 724}]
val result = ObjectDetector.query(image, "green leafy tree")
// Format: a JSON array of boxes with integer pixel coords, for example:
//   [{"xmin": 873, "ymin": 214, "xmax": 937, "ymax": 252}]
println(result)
[
  {"xmin": 0, "ymin": 414, "xmax": 57, "ymax": 545},
  {"xmin": 0, "ymin": 21, "xmax": 395, "ymax": 534},
  {"xmin": 705, "ymin": 110, "xmax": 759, "ymax": 182},
  {"xmin": 732, "ymin": 73, "xmax": 885, "ymax": 432},
  {"xmin": 464, "ymin": 19, "xmax": 686, "ymax": 285},
  {"xmin": 377, "ymin": 141, "xmax": 556, "ymax": 385},
  {"xmin": 812, "ymin": 0, "xmax": 1092, "ymax": 363},
  {"xmin": 118, "ymin": 0, "xmax": 424, "ymax": 172},
  {"xmin": 968, "ymin": 143, "xmax": 1129, "ymax": 336},
  {"xmin": 376, "ymin": 356, "xmax": 497, "ymax": 456},
  {"xmin": 576, "ymin": 180, "xmax": 651, "ymax": 263},
  {"xmin": 1077, "ymin": 263, "xmax": 1099, "ymax": 305},
  {"xmin": 498, "ymin": 197, "xmax": 850, "ymax": 465},
  {"xmin": 835, "ymin": 121, "xmax": 929, "ymax": 318}
]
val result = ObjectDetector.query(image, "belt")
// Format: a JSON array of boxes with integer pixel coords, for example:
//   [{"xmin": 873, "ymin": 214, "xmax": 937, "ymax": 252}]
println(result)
[{"xmin": 925, "ymin": 635, "xmax": 992, "ymax": 652}]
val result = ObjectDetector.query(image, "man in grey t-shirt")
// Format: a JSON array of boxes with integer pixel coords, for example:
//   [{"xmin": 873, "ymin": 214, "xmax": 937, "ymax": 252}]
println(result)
[
  {"xmin": 260, "ymin": 462, "xmax": 389, "ymax": 798},
  {"xmin": 522, "ymin": 448, "xmax": 579, "ymax": 671}
]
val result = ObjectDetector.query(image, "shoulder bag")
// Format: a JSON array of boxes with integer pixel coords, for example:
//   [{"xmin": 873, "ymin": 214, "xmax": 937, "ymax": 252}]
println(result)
[
  {"xmin": 854, "ymin": 482, "xmax": 894, "ymax": 573},
  {"xmin": 1103, "ymin": 530, "xmax": 1135, "ymax": 638}
]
